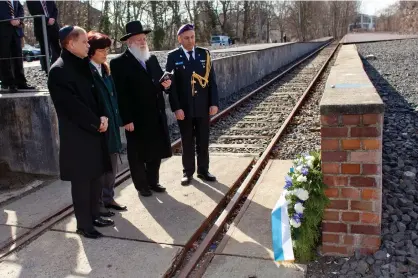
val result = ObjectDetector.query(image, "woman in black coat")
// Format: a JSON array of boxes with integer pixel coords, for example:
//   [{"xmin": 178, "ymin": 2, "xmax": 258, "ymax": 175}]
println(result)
[
  {"xmin": 109, "ymin": 21, "xmax": 172, "ymax": 197},
  {"xmin": 87, "ymin": 31, "xmax": 127, "ymax": 213}
]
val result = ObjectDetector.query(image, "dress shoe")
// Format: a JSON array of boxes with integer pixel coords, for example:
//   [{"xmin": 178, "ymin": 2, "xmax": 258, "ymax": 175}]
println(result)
[
  {"xmin": 100, "ymin": 210, "xmax": 115, "ymax": 217},
  {"xmin": 181, "ymin": 175, "xmax": 192, "ymax": 186},
  {"xmin": 138, "ymin": 188, "xmax": 152, "ymax": 197},
  {"xmin": 197, "ymin": 172, "xmax": 217, "ymax": 182},
  {"xmin": 1, "ymin": 86, "xmax": 17, "ymax": 93},
  {"xmin": 93, "ymin": 217, "xmax": 114, "ymax": 227},
  {"xmin": 105, "ymin": 202, "xmax": 127, "ymax": 211},
  {"xmin": 17, "ymin": 84, "xmax": 35, "ymax": 90},
  {"xmin": 76, "ymin": 228, "xmax": 103, "ymax": 239},
  {"xmin": 150, "ymin": 184, "xmax": 166, "ymax": 193}
]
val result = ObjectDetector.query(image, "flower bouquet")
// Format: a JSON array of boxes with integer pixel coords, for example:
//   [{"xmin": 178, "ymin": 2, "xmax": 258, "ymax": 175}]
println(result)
[{"xmin": 284, "ymin": 151, "xmax": 329, "ymax": 262}]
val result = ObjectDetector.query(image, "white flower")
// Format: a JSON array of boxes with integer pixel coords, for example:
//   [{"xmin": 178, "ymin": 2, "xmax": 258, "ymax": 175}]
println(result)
[
  {"xmin": 295, "ymin": 165, "xmax": 303, "ymax": 173},
  {"xmin": 306, "ymin": 160, "xmax": 313, "ymax": 168},
  {"xmin": 290, "ymin": 218, "xmax": 301, "ymax": 228},
  {"xmin": 294, "ymin": 203, "xmax": 305, "ymax": 213},
  {"xmin": 305, "ymin": 155, "xmax": 314, "ymax": 161},
  {"xmin": 295, "ymin": 188, "xmax": 309, "ymax": 201},
  {"xmin": 297, "ymin": 175, "xmax": 307, "ymax": 183}
]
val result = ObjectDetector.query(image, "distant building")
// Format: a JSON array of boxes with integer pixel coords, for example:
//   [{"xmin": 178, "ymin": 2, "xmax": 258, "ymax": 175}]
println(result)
[{"xmin": 349, "ymin": 13, "xmax": 377, "ymax": 31}]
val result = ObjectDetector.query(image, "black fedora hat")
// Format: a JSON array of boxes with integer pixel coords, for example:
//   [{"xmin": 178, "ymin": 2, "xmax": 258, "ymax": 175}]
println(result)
[{"xmin": 120, "ymin": 21, "xmax": 151, "ymax": 42}]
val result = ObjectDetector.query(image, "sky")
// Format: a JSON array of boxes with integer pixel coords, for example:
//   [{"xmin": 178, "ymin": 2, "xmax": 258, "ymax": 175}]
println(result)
[
  {"xmin": 360, "ymin": 0, "xmax": 399, "ymax": 15},
  {"xmin": 90, "ymin": 0, "xmax": 400, "ymax": 17}
]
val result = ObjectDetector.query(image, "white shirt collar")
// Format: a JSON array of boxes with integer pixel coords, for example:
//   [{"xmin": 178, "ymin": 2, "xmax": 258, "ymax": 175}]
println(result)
[
  {"xmin": 90, "ymin": 60, "xmax": 102, "ymax": 77},
  {"xmin": 181, "ymin": 45, "xmax": 195, "ymax": 60}
]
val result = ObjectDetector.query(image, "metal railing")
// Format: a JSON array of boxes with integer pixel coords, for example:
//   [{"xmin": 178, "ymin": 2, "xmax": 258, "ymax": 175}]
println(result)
[{"xmin": 0, "ymin": 15, "xmax": 50, "ymax": 72}]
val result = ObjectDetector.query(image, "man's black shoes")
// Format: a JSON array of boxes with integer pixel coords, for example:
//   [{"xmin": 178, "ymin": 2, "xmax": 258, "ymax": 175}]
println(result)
[
  {"xmin": 76, "ymin": 228, "xmax": 103, "ymax": 239},
  {"xmin": 99, "ymin": 210, "xmax": 115, "ymax": 217},
  {"xmin": 93, "ymin": 217, "xmax": 114, "ymax": 227},
  {"xmin": 197, "ymin": 172, "xmax": 217, "ymax": 182},
  {"xmin": 17, "ymin": 84, "xmax": 35, "ymax": 90},
  {"xmin": 181, "ymin": 175, "xmax": 192, "ymax": 186},
  {"xmin": 105, "ymin": 203, "xmax": 127, "ymax": 211},
  {"xmin": 150, "ymin": 184, "xmax": 166, "ymax": 192}
]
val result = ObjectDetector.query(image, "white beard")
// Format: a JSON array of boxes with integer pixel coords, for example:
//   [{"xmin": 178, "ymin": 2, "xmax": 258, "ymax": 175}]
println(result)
[{"xmin": 129, "ymin": 45, "xmax": 151, "ymax": 62}]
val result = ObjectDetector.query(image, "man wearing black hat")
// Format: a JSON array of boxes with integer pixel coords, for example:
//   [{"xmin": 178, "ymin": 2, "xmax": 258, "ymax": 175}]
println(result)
[
  {"xmin": 165, "ymin": 24, "xmax": 219, "ymax": 186},
  {"xmin": 110, "ymin": 21, "xmax": 172, "ymax": 197},
  {"xmin": 48, "ymin": 25, "xmax": 114, "ymax": 239}
]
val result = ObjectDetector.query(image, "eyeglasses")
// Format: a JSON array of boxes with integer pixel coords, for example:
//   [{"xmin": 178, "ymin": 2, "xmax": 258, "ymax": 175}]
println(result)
[{"xmin": 96, "ymin": 48, "xmax": 110, "ymax": 53}]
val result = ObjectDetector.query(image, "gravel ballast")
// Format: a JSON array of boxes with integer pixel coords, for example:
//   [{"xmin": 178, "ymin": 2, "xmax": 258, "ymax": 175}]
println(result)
[{"xmin": 307, "ymin": 39, "xmax": 418, "ymax": 278}]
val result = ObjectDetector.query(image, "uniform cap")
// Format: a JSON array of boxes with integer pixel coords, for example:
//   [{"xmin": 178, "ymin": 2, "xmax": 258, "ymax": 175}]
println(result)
[{"xmin": 177, "ymin": 24, "xmax": 194, "ymax": 36}]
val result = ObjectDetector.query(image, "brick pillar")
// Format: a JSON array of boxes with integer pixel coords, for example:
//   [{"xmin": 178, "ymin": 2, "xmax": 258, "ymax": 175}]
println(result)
[{"xmin": 320, "ymin": 113, "xmax": 383, "ymax": 256}]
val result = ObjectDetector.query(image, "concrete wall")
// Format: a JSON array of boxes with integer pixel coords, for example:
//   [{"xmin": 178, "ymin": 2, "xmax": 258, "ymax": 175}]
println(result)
[
  {"xmin": 0, "ymin": 41, "xmax": 331, "ymax": 175},
  {"xmin": 0, "ymin": 92, "xmax": 60, "ymax": 175},
  {"xmin": 164, "ymin": 40, "xmax": 331, "ymax": 126},
  {"xmin": 319, "ymin": 44, "xmax": 384, "ymax": 256}
]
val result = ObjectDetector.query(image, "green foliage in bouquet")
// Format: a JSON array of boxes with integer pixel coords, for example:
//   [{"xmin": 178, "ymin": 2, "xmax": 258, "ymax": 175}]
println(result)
[{"xmin": 284, "ymin": 150, "xmax": 330, "ymax": 262}]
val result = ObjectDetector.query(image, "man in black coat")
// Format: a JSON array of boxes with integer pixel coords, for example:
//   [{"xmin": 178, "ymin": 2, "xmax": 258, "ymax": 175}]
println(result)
[
  {"xmin": 48, "ymin": 25, "xmax": 113, "ymax": 239},
  {"xmin": 110, "ymin": 21, "xmax": 172, "ymax": 197},
  {"xmin": 26, "ymin": 0, "xmax": 61, "ymax": 73},
  {"xmin": 0, "ymin": 0, "xmax": 34, "ymax": 92},
  {"xmin": 166, "ymin": 24, "xmax": 219, "ymax": 185}
]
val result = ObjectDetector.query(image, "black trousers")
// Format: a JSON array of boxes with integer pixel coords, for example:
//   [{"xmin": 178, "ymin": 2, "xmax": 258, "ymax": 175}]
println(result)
[
  {"xmin": 34, "ymin": 23, "xmax": 61, "ymax": 72},
  {"xmin": 0, "ymin": 23, "xmax": 26, "ymax": 87},
  {"xmin": 71, "ymin": 175, "xmax": 103, "ymax": 231},
  {"xmin": 100, "ymin": 153, "xmax": 118, "ymax": 207},
  {"xmin": 178, "ymin": 116, "xmax": 210, "ymax": 176},
  {"xmin": 126, "ymin": 131, "xmax": 161, "ymax": 191}
]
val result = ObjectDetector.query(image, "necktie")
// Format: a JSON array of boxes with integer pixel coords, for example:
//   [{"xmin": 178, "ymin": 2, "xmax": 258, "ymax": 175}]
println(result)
[
  {"xmin": 41, "ymin": 0, "xmax": 49, "ymax": 17},
  {"xmin": 188, "ymin": 50, "xmax": 194, "ymax": 62},
  {"xmin": 7, "ymin": 1, "xmax": 14, "ymax": 18},
  {"xmin": 139, "ymin": 60, "xmax": 147, "ymax": 71}
]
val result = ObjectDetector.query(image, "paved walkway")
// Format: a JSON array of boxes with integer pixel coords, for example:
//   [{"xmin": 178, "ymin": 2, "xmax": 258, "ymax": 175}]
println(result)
[
  {"xmin": 202, "ymin": 160, "xmax": 306, "ymax": 278},
  {"xmin": 0, "ymin": 155, "xmax": 252, "ymax": 277}
]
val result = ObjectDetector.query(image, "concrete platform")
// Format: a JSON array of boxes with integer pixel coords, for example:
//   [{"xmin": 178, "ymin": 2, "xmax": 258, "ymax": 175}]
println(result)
[
  {"xmin": 0, "ymin": 230, "xmax": 181, "ymax": 278},
  {"xmin": 0, "ymin": 225, "xmax": 29, "ymax": 249},
  {"xmin": 202, "ymin": 255, "xmax": 305, "ymax": 278},
  {"xmin": 0, "ymin": 179, "xmax": 71, "ymax": 228},
  {"xmin": 211, "ymin": 42, "xmax": 293, "ymax": 53},
  {"xmin": 340, "ymin": 32, "xmax": 418, "ymax": 44},
  {"xmin": 202, "ymin": 160, "xmax": 306, "ymax": 277},
  {"xmin": 52, "ymin": 155, "xmax": 253, "ymax": 245},
  {"xmin": 320, "ymin": 44, "xmax": 384, "ymax": 115}
]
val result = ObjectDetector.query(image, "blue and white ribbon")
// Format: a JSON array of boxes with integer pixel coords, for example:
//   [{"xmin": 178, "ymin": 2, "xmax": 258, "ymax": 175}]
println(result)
[{"xmin": 271, "ymin": 190, "xmax": 294, "ymax": 262}]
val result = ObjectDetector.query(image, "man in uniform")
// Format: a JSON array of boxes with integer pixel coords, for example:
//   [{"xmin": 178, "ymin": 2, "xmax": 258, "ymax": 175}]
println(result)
[{"xmin": 166, "ymin": 24, "xmax": 219, "ymax": 186}]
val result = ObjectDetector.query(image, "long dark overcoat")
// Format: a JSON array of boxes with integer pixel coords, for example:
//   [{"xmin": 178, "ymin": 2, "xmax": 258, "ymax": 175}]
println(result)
[
  {"xmin": 47, "ymin": 49, "xmax": 111, "ymax": 181},
  {"xmin": 109, "ymin": 50, "xmax": 172, "ymax": 161}
]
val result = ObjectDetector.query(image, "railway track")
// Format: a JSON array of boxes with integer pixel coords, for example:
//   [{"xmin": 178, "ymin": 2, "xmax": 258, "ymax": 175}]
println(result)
[{"xmin": 0, "ymin": 40, "xmax": 339, "ymax": 278}]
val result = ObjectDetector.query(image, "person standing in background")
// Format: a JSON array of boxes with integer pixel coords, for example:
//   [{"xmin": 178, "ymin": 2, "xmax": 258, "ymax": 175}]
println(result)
[
  {"xmin": 87, "ymin": 30, "xmax": 127, "ymax": 213},
  {"xmin": 26, "ymin": 0, "xmax": 61, "ymax": 74},
  {"xmin": 0, "ymin": 0, "xmax": 34, "ymax": 92}
]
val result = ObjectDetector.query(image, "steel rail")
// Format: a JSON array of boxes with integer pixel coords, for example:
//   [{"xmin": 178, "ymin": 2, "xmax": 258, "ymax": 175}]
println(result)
[
  {"xmin": 0, "ymin": 40, "xmax": 335, "ymax": 266},
  {"xmin": 171, "ymin": 39, "xmax": 334, "ymax": 153},
  {"xmin": 175, "ymin": 42, "xmax": 339, "ymax": 278}
]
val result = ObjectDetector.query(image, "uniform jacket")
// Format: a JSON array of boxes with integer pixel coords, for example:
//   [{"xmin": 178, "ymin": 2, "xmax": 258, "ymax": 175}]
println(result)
[
  {"xmin": 90, "ymin": 62, "xmax": 123, "ymax": 155},
  {"xmin": 110, "ymin": 50, "xmax": 172, "ymax": 161},
  {"xmin": 47, "ymin": 49, "xmax": 111, "ymax": 181},
  {"xmin": 165, "ymin": 46, "xmax": 219, "ymax": 118}
]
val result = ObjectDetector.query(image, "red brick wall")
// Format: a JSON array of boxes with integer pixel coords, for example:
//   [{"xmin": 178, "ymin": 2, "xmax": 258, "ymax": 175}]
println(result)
[{"xmin": 320, "ymin": 113, "xmax": 383, "ymax": 256}]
